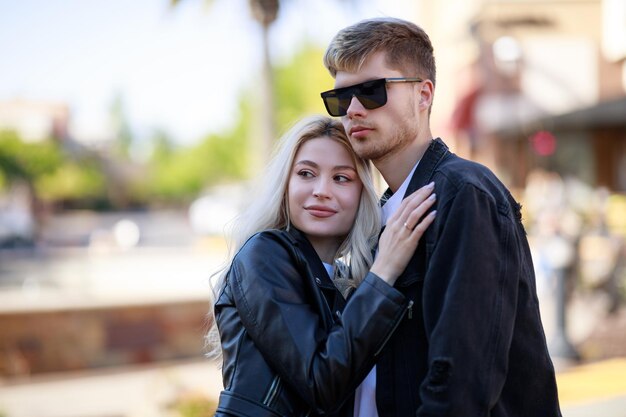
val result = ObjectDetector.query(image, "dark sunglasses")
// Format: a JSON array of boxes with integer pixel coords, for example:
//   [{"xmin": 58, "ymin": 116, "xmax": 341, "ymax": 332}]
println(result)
[{"xmin": 320, "ymin": 77, "xmax": 423, "ymax": 117}]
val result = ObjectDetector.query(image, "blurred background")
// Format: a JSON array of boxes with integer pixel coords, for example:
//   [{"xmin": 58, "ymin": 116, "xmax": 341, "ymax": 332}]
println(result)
[{"xmin": 1, "ymin": 0, "xmax": 625, "ymax": 416}]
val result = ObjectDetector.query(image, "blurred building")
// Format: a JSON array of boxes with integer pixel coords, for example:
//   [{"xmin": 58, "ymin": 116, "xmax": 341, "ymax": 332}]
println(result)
[
  {"xmin": 0, "ymin": 98, "xmax": 70, "ymax": 142},
  {"xmin": 421, "ymin": 0, "xmax": 626, "ymax": 192}
]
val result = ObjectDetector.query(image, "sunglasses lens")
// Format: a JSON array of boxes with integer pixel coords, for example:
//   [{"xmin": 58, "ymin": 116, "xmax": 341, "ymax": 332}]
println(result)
[
  {"xmin": 321, "ymin": 79, "xmax": 388, "ymax": 117},
  {"xmin": 356, "ymin": 80, "xmax": 387, "ymax": 110},
  {"xmin": 321, "ymin": 95, "xmax": 348, "ymax": 117}
]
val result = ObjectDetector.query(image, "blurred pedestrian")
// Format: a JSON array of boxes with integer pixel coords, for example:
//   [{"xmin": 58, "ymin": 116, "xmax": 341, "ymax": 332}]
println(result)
[
  {"xmin": 210, "ymin": 115, "xmax": 436, "ymax": 416},
  {"xmin": 321, "ymin": 17, "xmax": 561, "ymax": 417}
]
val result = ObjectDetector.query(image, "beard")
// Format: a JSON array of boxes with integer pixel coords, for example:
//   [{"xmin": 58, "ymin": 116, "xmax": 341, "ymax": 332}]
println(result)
[{"xmin": 351, "ymin": 113, "xmax": 419, "ymax": 162}]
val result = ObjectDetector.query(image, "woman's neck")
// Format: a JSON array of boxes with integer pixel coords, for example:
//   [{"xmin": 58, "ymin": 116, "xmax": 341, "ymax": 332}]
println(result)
[{"xmin": 306, "ymin": 236, "xmax": 341, "ymax": 264}]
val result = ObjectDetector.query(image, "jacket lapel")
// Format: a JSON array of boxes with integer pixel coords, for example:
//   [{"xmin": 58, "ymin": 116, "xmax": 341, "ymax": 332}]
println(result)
[
  {"xmin": 403, "ymin": 138, "xmax": 449, "ymax": 199},
  {"xmin": 286, "ymin": 226, "xmax": 335, "ymax": 289}
]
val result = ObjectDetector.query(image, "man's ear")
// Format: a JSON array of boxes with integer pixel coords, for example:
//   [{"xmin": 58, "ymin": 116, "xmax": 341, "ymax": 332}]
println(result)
[{"xmin": 419, "ymin": 80, "xmax": 434, "ymax": 109}]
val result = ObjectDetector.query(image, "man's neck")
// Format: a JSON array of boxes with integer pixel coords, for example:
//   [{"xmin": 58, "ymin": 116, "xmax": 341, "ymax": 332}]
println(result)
[{"xmin": 375, "ymin": 137, "xmax": 432, "ymax": 192}]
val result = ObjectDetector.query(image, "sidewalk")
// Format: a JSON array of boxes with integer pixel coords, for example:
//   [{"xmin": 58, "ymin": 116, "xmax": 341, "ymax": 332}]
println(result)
[
  {"xmin": 0, "ymin": 359, "xmax": 223, "ymax": 417},
  {"xmin": 1, "ymin": 357, "xmax": 625, "ymax": 417},
  {"xmin": 557, "ymin": 358, "xmax": 626, "ymax": 417}
]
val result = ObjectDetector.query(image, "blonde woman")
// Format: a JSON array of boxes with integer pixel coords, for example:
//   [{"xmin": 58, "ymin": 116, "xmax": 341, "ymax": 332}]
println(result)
[{"xmin": 211, "ymin": 115, "xmax": 436, "ymax": 417}]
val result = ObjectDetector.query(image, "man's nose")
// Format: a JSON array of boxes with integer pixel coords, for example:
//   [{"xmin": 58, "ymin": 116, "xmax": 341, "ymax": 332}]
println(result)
[{"xmin": 346, "ymin": 95, "xmax": 367, "ymax": 118}]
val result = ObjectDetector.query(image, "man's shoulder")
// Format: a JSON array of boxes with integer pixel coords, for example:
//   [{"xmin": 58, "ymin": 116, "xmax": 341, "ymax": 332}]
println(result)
[
  {"xmin": 437, "ymin": 152, "xmax": 500, "ymax": 189},
  {"xmin": 432, "ymin": 150, "xmax": 516, "ymax": 210}
]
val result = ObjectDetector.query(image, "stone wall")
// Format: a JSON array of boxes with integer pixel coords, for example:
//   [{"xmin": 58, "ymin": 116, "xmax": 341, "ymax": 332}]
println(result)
[{"xmin": 0, "ymin": 300, "xmax": 211, "ymax": 376}]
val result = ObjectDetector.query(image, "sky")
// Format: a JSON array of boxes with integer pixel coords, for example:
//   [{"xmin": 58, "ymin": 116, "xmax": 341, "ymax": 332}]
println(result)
[{"xmin": 0, "ymin": 0, "xmax": 417, "ymax": 146}]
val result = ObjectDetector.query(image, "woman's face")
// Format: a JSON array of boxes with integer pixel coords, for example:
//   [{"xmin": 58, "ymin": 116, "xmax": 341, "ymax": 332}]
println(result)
[{"xmin": 288, "ymin": 136, "xmax": 363, "ymax": 251}]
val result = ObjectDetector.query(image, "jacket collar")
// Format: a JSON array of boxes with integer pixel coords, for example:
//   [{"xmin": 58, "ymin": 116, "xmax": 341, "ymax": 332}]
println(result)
[
  {"xmin": 381, "ymin": 138, "xmax": 449, "ymax": 203},
  {"xmin": 285, "ymin": 226, "xmax": 336, "ymax": 289},
  {"xmin": 404, "ymin": 137, "xmax": 449, "ymax": 197}
]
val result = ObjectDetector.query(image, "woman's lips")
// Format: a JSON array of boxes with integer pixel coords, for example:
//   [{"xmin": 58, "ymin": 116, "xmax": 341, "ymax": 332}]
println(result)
[{"xmin": 305, "ymin": 206, "xmax": 337, "ymax": 218}]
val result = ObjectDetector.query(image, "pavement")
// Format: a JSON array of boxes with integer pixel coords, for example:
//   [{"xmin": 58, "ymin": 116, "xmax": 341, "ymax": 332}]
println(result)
[
  {"xmin": 557, "ymin": 358, "xmax": 626, "ymax": 417},
  {"xmin": 0, "ymin": 357, "xmax": 625, "ymax": 417}
]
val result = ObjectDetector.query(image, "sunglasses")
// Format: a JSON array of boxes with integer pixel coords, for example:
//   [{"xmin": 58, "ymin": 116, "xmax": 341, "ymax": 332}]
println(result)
[{"xmin": 320, "ymin": 77, "xmax": 423, "ymax": 117}]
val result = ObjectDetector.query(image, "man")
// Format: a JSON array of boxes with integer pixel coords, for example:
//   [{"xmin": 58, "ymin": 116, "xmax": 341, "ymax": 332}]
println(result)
[{"xmin": 321, "ymin": 17, "xmax": 561, "ymax": 417}]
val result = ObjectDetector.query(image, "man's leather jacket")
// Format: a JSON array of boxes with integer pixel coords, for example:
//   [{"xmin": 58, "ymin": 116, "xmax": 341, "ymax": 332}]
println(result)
[{"xmin": 214, "ymin": 227, "xmax": 410, "ymax": 417}]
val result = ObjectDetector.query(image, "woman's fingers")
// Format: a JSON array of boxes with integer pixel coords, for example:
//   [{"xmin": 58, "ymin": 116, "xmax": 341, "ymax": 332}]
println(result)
[
  {"xmin": 411, "ymin": 210, "xmax": 436, "ymax": 236},
  {"xmin": 403, "ymin": 192, "xmax": 437, "ymax": 231},
  {"xmin": 390, "ymin": 182, "xmax": 435, "ymax": 226},
  {"xmin": 372, "ymin": 183, "xmax": 437, "ymax": 285}
]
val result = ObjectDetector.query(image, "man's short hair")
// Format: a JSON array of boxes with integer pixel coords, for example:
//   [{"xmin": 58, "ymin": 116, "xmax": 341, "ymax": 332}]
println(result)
[{"xmin": 323, "ymin": 17, "xmax": 436, "ymax": 86}]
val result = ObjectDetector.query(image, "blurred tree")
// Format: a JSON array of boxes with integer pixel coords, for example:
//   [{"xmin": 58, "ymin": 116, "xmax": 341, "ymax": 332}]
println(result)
[
  {"xmin": 0, "ymin": 131, "xmax": 62, "ymax": 183},
  {"xmin": 170, "ymin": 0, "xmax": 277, "ymax": 166},
  {"xmin": 140, "ymin": 42, "xmax": 333, "ymax": 204},
  {"xmin": 0, "ymin": 130, "xmax": 63, "ymax": 239},
  {"xmin": 145, "ymin": 99, "xmax": 251, "ymax": 203},
  {"xmin": 273, "ymin": 44, "xmax": 333, "ymax": 134},
  {"xmin": 109, "ymin": 93, "xmax": 134, "ymax": 159},
  {"xmin": 169, "ymin": 0, "xmax": 362, "ymax": 169},
  {"xmin": 35, "ymin": 159, "xmax": 107, "ymax": 206}
]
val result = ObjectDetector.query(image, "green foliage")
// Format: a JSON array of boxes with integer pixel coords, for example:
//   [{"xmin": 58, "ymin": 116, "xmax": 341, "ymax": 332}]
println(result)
[
  {"xmin": 0, "ymin": 130, "xmax": 63, "ymax": 181},
  {"xmin": 0, "ymin": 130, "xmax": 114, "ymax": 207},
  {"xmin": 170, "ymin": 394, "xmax": 217, "ymax": 417},
  {"xmin": 273, "ymin": 44, "xmax": 335, "ymax": 135},
  {"xmin": 35, "ymin": 159, "xmax": 106, "ymax": 202},
  {"xmin": 145, "ymin": 105, "xmax": 250, "ymax": 202}
]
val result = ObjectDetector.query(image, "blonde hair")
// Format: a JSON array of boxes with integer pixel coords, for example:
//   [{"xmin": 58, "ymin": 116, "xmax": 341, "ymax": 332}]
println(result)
[
  {"xmin": 206, "ymin": 115, "xmax": 380, "ymax": 358},
  {"xmin": 323, "ymin": 17, "xmax": 436, "ymax": 86}
]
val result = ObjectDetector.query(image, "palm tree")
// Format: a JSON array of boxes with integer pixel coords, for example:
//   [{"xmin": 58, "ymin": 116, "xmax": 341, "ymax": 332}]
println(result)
[
  {"xmin": 171, "ymin": 0, "xmax": 278, "ymax": 166},
  {"xmin": 247, "ymin": 0, "xmax": 279, "ymax": 166}
]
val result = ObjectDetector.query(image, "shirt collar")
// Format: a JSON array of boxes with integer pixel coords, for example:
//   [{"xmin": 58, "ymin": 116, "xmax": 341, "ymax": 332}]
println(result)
[{"xmin": 381, "ymin": 160, "xmax": 420, "ymax": 225}]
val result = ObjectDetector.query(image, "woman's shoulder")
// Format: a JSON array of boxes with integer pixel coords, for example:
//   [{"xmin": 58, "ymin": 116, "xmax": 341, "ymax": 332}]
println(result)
[
  {"xmin": 230, "ymin": 229, "xmax": 306, "ymax": 288},
  {"xmin": 234, "ymin": 229, "xmax": 295, "ymax": 263}
]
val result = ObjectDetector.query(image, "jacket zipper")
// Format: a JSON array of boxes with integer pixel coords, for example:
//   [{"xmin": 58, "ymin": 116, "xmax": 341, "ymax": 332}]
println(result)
[
  {"xmin": 375, "ymin": 300, "xmax": 414, "ymax": 356},
  {"xmin": 263, "ymin": 375, "xmax": 282, "ymax": 407}
]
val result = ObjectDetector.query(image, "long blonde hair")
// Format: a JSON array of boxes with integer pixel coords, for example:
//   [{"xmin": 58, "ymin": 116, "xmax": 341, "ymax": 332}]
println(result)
[{"xmin": 206, "ymin": 115, "xmax": 380, "ymax": 356}]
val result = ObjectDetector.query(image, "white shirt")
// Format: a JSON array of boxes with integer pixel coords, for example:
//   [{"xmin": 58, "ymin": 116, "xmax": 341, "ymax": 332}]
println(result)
[
  {"xmin": 354, "ymin": 161, "xmax": 419, "ymax": 417},
  {"xmin": 381, "ymin": 162, "xmax": 420, "ymax": 226},
  {"xmin": 323, "ymin": 262, "xmax": 334, "ymax": 278}
]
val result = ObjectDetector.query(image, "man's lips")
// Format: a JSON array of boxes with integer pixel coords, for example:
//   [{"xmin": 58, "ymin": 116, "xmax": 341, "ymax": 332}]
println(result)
[
  {"xmin": 349, "ymin": 126, "xmax": 373, "ymax": 138},
  {"xmin": 305, "ymin": 205, "xmax": 338, "ymax": 218}
]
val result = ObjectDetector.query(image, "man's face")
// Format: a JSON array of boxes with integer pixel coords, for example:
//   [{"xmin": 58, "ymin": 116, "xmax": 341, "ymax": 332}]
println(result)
[{"xmin": 333, "ymin": 51, "xmax": 421, "ymax": 163}]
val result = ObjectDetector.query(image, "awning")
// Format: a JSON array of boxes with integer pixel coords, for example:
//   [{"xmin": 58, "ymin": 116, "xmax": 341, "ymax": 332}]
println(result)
[{"xmin": 495, "ymin": 95, "xmax": 626, "ymax": 138}]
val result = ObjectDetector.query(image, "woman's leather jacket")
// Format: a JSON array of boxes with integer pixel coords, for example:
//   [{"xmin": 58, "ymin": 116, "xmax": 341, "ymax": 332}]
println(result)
[{"xmin": 214, "ymin": 227, "xmax": 410, "ymax": 417}]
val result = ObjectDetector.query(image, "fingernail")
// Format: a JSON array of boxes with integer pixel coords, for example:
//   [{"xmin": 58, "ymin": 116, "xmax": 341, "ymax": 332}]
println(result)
[
  {"xmin": 429, "ymin": 193, "xmax": 436, "ymax": 200},
  {"xmin": 427, "ymin": 181, "xmax": 435, "ymax": 188}
]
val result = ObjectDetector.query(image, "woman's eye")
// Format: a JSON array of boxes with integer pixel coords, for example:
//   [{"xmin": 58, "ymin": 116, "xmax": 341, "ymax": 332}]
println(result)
[
  {"xmin": 335, "ymin": 174, "xmax": 351, "ymax": 183},
  {"xmin": 298, "ymin": 170, "xmax": 314, "ymax": 178}
]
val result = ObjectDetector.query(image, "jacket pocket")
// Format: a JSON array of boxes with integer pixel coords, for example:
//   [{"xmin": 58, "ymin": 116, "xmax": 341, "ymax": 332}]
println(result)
[{"xmin": 262, "ymin": 375, "xmax": 283, "ymax": 407}]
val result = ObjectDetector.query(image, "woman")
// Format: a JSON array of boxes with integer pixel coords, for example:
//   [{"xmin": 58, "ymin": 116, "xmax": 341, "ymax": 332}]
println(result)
[{"xmin": 211, "ymin": 115, "xmax": 436, "ymax": 417}]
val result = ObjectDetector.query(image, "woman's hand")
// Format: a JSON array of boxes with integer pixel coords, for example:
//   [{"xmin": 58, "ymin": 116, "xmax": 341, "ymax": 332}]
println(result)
[{"xmin": 370, "ymin": 182, "xmax": 437, "ymax": 286}]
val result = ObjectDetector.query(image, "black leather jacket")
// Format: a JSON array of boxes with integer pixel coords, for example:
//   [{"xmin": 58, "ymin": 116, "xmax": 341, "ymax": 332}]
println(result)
[
  {"xmin": 214, "ymin": 227, "xmax": 410, "ymax": 417},
  {"xmin": 375, "ymin": 138, "xmax": 561, "ymax": 416}
]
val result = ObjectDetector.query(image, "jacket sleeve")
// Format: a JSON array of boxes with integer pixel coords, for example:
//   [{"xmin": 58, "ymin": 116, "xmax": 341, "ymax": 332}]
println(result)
[
  {"xmin": 418, "ymin": 183, "xmax": 520, "ymax": 416},
  {"xmin": 228, "ymin": 232, "xmax": 409, "ymax": 413}
]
